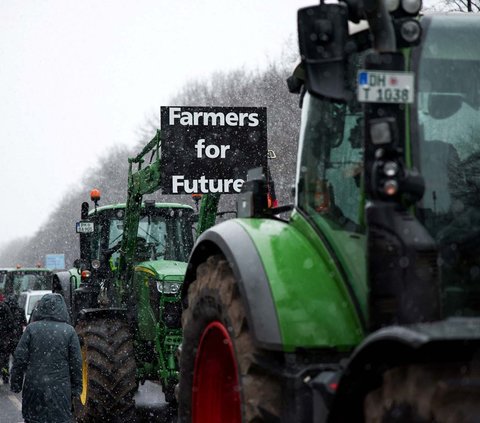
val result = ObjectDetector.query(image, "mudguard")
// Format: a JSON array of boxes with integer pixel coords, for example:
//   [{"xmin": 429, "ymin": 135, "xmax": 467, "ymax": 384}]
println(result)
[
  {"xmin": 183, "ymin": 217, "xmax": 364, "ymax": 352},
  {"xmin": 183, "ymin": 219, "xmax": 282, "ymax": 350},
  {"xmin": 77, "ymin": 307, "xmax": 128, "ymax": 323},
  {"xmin": 329, "ymin": 318, "xmax": 480, "ymax": 422}
]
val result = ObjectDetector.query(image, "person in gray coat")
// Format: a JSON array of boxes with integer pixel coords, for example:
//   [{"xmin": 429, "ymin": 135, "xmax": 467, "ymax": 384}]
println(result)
[
  {"xmin": 0, "ymin": 300, "xmax": 14, "ymax": 383},
  {"xmin": 10, "ymin": 293, "xmax": 82, "ymax": 423}
]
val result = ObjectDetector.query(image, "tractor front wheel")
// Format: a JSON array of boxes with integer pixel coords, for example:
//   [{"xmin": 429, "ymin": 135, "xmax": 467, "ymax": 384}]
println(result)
[
  {"xmin": 74, "ymin": 316, "xmax": 137, "ymax": 423},
  {"xmin": 178, "ymin": 255, "xmax": 281, "ymax": 422}
]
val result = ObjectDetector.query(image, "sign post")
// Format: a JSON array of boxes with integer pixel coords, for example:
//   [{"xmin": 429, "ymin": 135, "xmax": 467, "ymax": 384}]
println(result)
[{"xmin": 45, "ymin": 254, "xmax": 65, "ymax": 270}]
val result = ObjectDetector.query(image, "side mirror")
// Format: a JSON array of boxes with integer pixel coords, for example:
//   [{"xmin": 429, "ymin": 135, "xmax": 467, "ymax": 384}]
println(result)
[
  {"xmin": 298, "ymin": 3, "xmax": 349, "ymax": 101},
  {"xmin": 73, "ymin": 259, "xmax": 89, "ymax": 272},
  {"xmin": 81, "ymin": 202, "xmax": 89, "ymax": 220}
]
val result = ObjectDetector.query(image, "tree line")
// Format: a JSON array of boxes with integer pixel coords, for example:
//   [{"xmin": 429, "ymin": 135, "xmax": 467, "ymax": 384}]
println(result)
[
  {"xmin": 0, "ymin": 52, "xmax": 300, "ymax": 268},
  {"xmin": 3, "ymin": 0, "xmax": 476, "ymax": 268}
]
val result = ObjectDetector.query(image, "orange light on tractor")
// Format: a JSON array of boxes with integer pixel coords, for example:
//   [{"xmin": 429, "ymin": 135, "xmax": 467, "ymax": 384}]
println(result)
[
  {"xmin": 90, "ymin": 188, "xmax": 101, "ymax": 203},
  {"xmin": 192, "ymin": 193, "xmax": 202, "ymax": 211},
  {"xmin": 267, "ymin": 193, "xmax": 278, "ymax": 209}
]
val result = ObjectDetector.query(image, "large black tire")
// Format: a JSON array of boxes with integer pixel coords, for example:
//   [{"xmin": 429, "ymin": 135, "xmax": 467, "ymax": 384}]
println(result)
[
  {"xmin": 178, "ymin": 255, "xmax": 281, "ymax": 422},
  {"xmin": 364, "ymin": 363, "xmax": 480, "ymax": 423},
  {"xmin": 74, "ymin": 316, "xmax": 137, "ymax": 423}
]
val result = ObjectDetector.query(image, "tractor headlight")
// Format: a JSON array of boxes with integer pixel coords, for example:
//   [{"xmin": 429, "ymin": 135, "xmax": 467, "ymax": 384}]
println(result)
[
  {"xmin": 400, "ymin": 19, "xmax": 421, "ymax": 43},
  {"xmin": 156, "ymin": 281, "xmax": 181, "ymax": 295},
  {"xmin": 386, "ymin": 0, "xmax": 400, "ymax": 12},
  {"xmin": 401, "ymin": 0, "xmax": 422, "ymax": 15}
]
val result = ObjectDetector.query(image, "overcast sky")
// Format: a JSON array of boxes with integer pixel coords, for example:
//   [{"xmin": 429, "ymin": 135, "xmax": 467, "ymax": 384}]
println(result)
[
  {"xmin": 0, "ymin": 0, "xmax": 315, "ymax": 247},
  {"xmin": 0, "ymin": 0, "xmax": 444, "ymax": 250}
]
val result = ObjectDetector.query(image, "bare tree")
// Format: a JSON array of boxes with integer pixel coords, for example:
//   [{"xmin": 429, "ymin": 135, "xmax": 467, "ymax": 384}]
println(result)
[
  {"xmin": 0, "ymin": 41, "xmax": 301, "ymax": 268},
  {"xmin": 0, "ymin": 144, "xmax": 134, "ymax": 268},
  {"xmin": 428, "ymin": 0, "xmax": 480, "ymax": 12},
  {"xmin": 452, "ymin": 0, "xmax": 480, "ymax": 11}
]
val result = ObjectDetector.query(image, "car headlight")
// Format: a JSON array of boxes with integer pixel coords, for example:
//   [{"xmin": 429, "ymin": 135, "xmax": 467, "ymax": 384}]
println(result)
[{"xmin": 156, "ymin": 281, "xmax": 181, "ymax": 294}]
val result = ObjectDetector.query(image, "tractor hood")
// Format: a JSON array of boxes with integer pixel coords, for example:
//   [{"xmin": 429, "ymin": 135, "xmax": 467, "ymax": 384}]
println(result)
[{"xmin": 134, "ymin": 259, "xmax": 187, "ymax": 282}]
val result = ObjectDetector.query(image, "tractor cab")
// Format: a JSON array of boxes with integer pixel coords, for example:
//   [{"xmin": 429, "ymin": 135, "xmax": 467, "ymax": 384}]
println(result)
[
  {"xmin": 73, "ymin": 200, "xmax": 194, "ymax": 310},
  {"xmin": 296, "ymin": 12, "xmax": 480, "ymax": 328},
  {"xmin": 2, "ymin": 268, "xmax": 53, "ymax": 296},
  {"xmin": 0, "ymin": 269, "xmax": 10, "ymax": 301},
  {"xmin": 86, "ymin": 203, "xmax": 194, "ymax": 273},
  {"xmin": 415, "ymin": 15, "xmax": 480, "ymax": 317}
]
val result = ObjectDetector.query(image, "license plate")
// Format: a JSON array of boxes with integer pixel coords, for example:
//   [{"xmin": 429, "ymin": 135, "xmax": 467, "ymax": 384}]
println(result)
[
  {"xmin": 76, "ymin": 221, "xmax": 94, "ymax": 234},
  {"xmin": 357, "ymin": 71, "xmax": 415, "ymax": 104}
]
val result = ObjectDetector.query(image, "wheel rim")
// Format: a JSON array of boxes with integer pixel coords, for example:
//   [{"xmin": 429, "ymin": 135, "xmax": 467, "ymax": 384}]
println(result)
[
  {"xmin": 80, "ymin": 344, "xmax": 88, "ymax": 405},
  {"xmin": 192, "ymin": 321, "xmax": 241, "ymax": 423}
]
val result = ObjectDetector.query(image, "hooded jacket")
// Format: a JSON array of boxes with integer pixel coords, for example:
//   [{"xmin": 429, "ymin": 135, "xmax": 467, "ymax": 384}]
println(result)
[{"xmin": 10, "ymin": 293, "xmax": 82, "ymax": 423}]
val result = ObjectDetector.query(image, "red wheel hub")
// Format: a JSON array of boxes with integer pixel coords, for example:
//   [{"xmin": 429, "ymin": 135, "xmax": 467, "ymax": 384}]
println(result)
[{"xmin": 192, "ymin": 321, "xmax": 241, "ymax": 423}]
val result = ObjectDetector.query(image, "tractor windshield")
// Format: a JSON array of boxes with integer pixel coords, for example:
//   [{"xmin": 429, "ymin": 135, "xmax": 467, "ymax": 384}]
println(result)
[
  {"xmin": 7, "ymin": 272, "xmax": 53, "ymax": 295},
  {"xmin": 415, "ymin": 15, "xmax": 480, "ymax": 316},
  {"xmin": 91, "ymin": 207, "xmax": 194, "ymax": 264},
  {"xmin": 297, "ymin": 85, "xmax": 366, "ymax": 304},
  {"xmin": 136, "ymin": 210, "xmax": 193, "ymax": 262},
  {"xmin": 297, "ymin": 94, "xmax": 363, "ymax": 231}
]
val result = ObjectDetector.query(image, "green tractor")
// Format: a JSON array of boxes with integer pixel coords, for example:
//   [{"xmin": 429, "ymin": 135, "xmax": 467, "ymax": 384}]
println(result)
[
  {"xmin": 1, "ymin": 267, "xmax": 53, "ymax": 299},
  {"xmin": 53, "ymin": 131, "xmax": 218, "ymax": 421},
  {"xmin": 178, "ymin": 2, "xmax": 480, "ymax": 422}
]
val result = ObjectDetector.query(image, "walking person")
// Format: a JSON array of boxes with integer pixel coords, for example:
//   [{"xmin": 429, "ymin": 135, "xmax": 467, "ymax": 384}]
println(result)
[
  {"xmin": 10, "ymin": 293, "xmax": 82, "ymax": 423},
  {"xmin": 4, "ymin": 294, "xmax": 27, "ymax": 370},
  {"xmin": 0, "ymin": 299, "xmax": 14, "ymax": 384}
]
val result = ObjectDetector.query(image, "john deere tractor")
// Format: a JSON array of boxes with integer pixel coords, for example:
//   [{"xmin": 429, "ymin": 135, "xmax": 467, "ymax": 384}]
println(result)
[
  {"xmin": 53, "ymin": 131, "xmax": 219, "ymax": 422},
  {"xmin": 178, "ymin": 1, "xmax": 480, "ymax": 422},
  {"xmin": 0, "ymin": 267, "xmax": 53, "ymax": 298}
]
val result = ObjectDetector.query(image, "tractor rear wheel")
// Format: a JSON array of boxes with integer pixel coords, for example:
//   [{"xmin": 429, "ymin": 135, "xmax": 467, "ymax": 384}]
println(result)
[
  {"xmin": 178, "ymin": 255, "xmax": 281, "ymax": 423},
  {"xmin": 364, "ymin": 363, "xmax": 480, "ymax": 423},
  {"xmin": 74, "ymin": 316, "xmax": 137, "ymax": 423}
]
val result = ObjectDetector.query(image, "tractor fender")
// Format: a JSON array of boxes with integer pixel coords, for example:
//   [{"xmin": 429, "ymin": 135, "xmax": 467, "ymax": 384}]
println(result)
[
  {"xmin": 183, "ymin": 219, "xmax": 283, "ymax": 350},
  {"xmin": 76, "ymin": 307, "xmax": 128, "ymax": 324},
  {"xmin": 184, "ymin": 217, "xmax": 364, "ymax": 351},
  {"xmin": 329, "ymin": 318, "xmax": 480, "ymax": 421}
]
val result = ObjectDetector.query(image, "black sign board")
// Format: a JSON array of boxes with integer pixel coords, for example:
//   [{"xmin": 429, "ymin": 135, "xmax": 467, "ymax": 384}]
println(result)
[{"xmin": 160, "ymin": 106, "xmax": 267, "ymax": 194}]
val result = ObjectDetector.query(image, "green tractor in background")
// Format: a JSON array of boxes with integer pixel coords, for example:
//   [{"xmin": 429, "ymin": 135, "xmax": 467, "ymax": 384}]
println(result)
[
  {"xmin": 178, "ymin": 1, "xmax": 480, "ymax": 422},
  {"xmin": 0, "ymin": 267, "xmax": 53, "ymax": 301},
  {"xmin": 53, "ymin": 131, "xmax": 219, "ymax": 421}
]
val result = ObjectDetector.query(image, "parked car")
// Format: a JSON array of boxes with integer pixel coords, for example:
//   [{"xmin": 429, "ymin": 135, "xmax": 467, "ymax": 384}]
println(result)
[{"xmin": 18, "ymin": 290, "xmax": 52, "ymax": 322}]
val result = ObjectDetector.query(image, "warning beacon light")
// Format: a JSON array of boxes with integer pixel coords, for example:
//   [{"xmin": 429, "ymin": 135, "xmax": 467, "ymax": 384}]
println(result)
[
  {"xmin": 192, "ymin": 193, "xmax": 202, "ymax": 211},
  {"xmin": 90, "ymin": 188, "xmax": 101, "ymax": 204}
]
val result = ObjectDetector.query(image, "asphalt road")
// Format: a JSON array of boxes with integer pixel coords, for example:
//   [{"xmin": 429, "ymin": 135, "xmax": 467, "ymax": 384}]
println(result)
[
  {"xmin": 0, "ymin": 379, "xmax": 23, "ymax": 423},
  {"xmin": 0, "ymin": 379, "xmax": 176, "ymax": 423}
]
